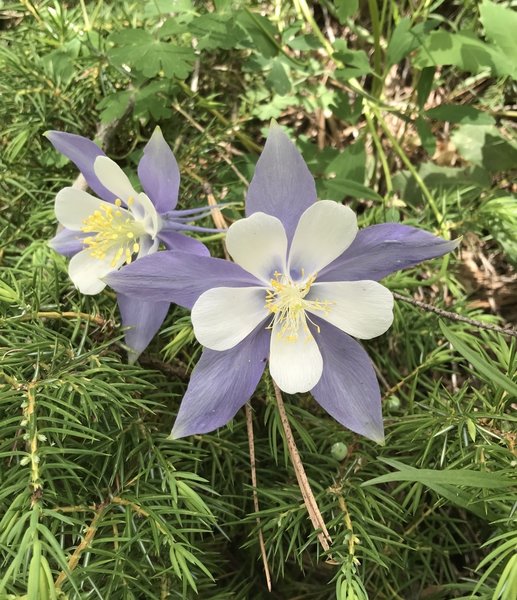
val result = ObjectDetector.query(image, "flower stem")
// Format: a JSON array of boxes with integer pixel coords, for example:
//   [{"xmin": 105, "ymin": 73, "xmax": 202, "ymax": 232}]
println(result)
[{"xmin": 272, "ymin": 380, "xmax": 332, "ymax": 553}]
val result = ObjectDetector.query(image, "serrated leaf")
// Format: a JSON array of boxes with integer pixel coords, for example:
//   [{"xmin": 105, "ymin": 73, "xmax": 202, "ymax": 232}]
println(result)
[
  {"xmin": 190, "ymin": 14, "xmax": 245, "ymax": 50},
  {"xmin": 108, "ymin": 29, "xmax": 195, "ymax": 79}
]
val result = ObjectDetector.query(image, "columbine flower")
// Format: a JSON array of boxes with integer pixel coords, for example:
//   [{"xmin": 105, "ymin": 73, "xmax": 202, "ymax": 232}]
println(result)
[
  {"xmin": 107, "ymin": 124, "xmax": 458, "ymax": 441},
  {"xmin": 46, "ymin": 126, "xmax": 212, "ymax": 361}
]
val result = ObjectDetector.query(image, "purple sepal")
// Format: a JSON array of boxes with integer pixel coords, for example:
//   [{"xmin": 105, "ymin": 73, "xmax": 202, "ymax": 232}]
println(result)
[
  {"xmin": 157, "ymin": 230, "xmax": 209, "ymax": 256},
  {"xmin": 319, "ymin": 224, "xmax": 459, "ymax": 283},
  {"xmin": 138, "ymin": 127, "xmax": 180, "ymax": 214},
  {"xmin": 170, "ymin": 323, "xmax": 269, "ymax": 438},
  {"xmin": 105, "ymin": 251, "xmax": 262, "ymax": 309},
  {"xmin": 44, "ymin": 131, "xmax": 116, "ymax": 203},
  {"xmin": 311, "ymin": 318, "xmax": 384, "ymax": 443},
  {"xmin": 117, "ymin": 293, "xmax": 170, "ymax": 364},
  {"xmin": 49, "ymin": 228, "xmax": 87, "ymax": 257},
  {"xmin": 246, "ymin": 124, "xmax": 316, "ymax": 242}
]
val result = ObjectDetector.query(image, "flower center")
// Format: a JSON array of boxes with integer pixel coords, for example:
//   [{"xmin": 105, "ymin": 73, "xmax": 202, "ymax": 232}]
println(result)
[
  {"xmin": 265, "ymin": 271, "xmax": 333, "ymax": 341},
  {"xmin": 81, "ymin": 198, "xmax": 145, "ymax": 267}
]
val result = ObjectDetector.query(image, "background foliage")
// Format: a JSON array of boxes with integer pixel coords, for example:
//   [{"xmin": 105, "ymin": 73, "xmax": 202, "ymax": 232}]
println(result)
[{"xmin": 0, "ymin": 0, "xmax": 516, "ymax": 598}]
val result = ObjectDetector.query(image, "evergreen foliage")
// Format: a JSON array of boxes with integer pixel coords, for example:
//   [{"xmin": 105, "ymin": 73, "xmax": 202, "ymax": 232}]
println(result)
[{"xmin": 0, "ymin": 1, "xmax": 516, "ymax": 598}]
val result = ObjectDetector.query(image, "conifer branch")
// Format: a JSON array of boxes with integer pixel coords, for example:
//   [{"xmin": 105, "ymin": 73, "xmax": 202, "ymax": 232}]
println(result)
[{"xmin": 393, "ymin": 292, "xmax": 517, "ymax": 338}]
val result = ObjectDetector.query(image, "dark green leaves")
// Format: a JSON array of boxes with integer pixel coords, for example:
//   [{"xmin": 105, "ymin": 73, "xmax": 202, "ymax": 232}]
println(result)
[{"xmin": 108, "ymin": 29, "xmax": 196, "ymax": 79}]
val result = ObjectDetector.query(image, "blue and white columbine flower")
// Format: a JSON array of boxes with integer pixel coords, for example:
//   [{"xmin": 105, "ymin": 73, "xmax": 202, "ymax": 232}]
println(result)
[
  {"xmin": 46, "ymin": 127, "xmax": 212, "ymax": 361},
  {"xmin": 107, "ymin": 124, "xmax": 458, "ymax": 441}
]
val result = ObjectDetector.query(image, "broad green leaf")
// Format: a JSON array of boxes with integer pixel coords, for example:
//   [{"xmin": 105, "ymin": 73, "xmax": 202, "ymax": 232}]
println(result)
[
  {"xmin": 237, "ymin": 10, "xmax": 279, "ymax": 58},
  {"xmin": 266, "ymin": 59, "xmax": 292, "ymax": 95},
  {"xmin": 414, "ymin": 30, "xmax": 516, "ymax": 78},
  {"xmin": 451, "ymin": 124, "xmax": 517, "ymax": 172},
  {"xmin": 426, "ymin": 104, "xmax": 495, "ymax": 125},
  {"xmin": 190, "ymin": 14, "xmax": 246, "ymax": 50},
  {"xmin": 108, "ymin": 29, "xmax": 195, "ymax": 79},
  {"xmin": 334, "ymin": 47, "xmax": 372, "ymax": 81},
  {"xmin": 393, "ymin": 162, "xmax": 490, "ymax": 203},
  {"xmin": 440, "ymin": 322, "xmax": 517, "ymax": 397},
  {"xmin": 335, "ymin": 0, "xmax": 359, "ymax": 23},
  {"xmin": 386, "ymin": 18, "xmax": 438, "ymax": 66},
  {"xmin": 479, "ymin": 0, "xmax": 517, "ymax": 62}
]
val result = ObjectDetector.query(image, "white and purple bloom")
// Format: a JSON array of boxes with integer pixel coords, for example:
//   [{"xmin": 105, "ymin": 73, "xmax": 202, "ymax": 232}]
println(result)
[
  {"xmin": 107, "ymin": 125, "xmax": 458, "ymax": 441},
  {"xmin": 47, "ymin": 127, "xmax": 213, "ymax": 361}
]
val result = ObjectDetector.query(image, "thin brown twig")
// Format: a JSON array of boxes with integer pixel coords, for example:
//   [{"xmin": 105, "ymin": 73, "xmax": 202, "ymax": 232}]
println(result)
[
  {"xmin": 393, "ymin": 292, "xmax": 517, "ymax": 339},
  {"xmin": 55, "ymin": 501, "xmax": 108, "ymax": 588},
  {"xmin": 16, "ymin": 311, "xmax": 108, "ymax": 327},
  {"xmin": 245, "ymin": 404, "xmax": 272, "ymax": 591},
  {"xmin": 272, "ymin": 380, "xmax": 332, "ymax": 553}
]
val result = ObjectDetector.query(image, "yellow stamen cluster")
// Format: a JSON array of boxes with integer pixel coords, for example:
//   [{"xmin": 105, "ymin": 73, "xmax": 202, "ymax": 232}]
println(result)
[
  {"xmin": 265, "ymin": 271, "xmax": 333, "ymax": 341},
  {"xmin": 81, "ymin": 198, "xmax": 144, "ymax": 267}
]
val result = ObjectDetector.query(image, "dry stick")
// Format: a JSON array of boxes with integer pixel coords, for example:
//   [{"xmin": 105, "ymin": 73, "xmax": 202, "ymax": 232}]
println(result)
[
  {"xmin": 245, "ymin": 404, "xmax": 272, "ymax": 592},
  {"xmin": 205, "ymin": 184, "xmax": 272, "ymax": 587},
  {"xmin": 393, "ymin": 292, "xmax": 517, "ymax": 339},
  {"xmin": 272, "ymin": 380, "xmax": 332, "ymax": 553}
]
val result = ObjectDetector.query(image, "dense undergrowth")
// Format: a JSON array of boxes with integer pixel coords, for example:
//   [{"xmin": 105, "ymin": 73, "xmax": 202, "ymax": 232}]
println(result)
[{"xmin": 0, "ymin": 1, "xmax": 516, "ymax": 598}]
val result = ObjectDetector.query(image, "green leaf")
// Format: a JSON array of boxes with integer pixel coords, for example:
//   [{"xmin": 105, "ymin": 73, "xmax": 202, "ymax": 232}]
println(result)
[
  {"xmin": 440, "ymin": 322, "xmax": 517, "ymax": 397},
  {"xmin": 335, "ymin": 0, "xmax": 359, "ymax": 23},
  {"xmin": 386, "ymin": 18, "xmax": 438, "ymax": 66},
  {"xmin": 334, "ymin": 47, "xmax": 372, "ymax": 81},
  {"xmin": 266, "ymin": 59, "xmax": 291, "ymax": 95},
  {"xmin": 415, "ymin": 116, "xmax": 436, "ymax": 155},
  {"xmin": 451, "ymin": 124, "xmax": 517, "ymax": 172},
  {"xmin": 189, "ymin": 14, "xmax": 245, "ymax": 50},
  {"xmin": 108, "ymin": 29, "xmax": 195, "ymax": 79},
  {"xmin": 479, "ymin": 0, "xmax": 517, "ymax": 63},
  {"xmin": 363, "ymin": 458, "xmax": 516, "ymax": 489},
  {"xmin": 426, "ymin": 104, "xmax": 495, "ymax": 125},
  {"xmin": 414, "ymin": 30, "xmax": 516, "ymax": 78},
  {"xmin": 237, "ymin": 10, "xmax": 279, "ymax": 58}
]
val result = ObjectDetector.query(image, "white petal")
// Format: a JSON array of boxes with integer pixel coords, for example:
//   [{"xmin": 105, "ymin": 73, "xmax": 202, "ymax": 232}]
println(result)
[
  {"xmin": 93, "ymin": 156, "xmax": 137, "ymax": 203},
  {"xmin": 132, "ymin": 192, "xmax": 161, "ymax": 236},
  {"xmin": 225, "ymin": 213, "xmax": 288, "ymax": 283},
  {"xmin": 307, "ymin": 280, "xmax": 394, "ymax": 339},
  {"xmin": 288, "ymin": 201, "xmax": 358, "ymax": 279},
  {"xmin": 192, "ymin": 286, "xmax": 269, "ymax": 351},
  {"xmin": 55, "ymin": 188, "xmax": 124, "ymax": 230},
  {"xmin": 269, "ymin": 316, "xmax": 323, "ymax": 393},
  {"xmin": 137, "ymin": 235, "xmax": 159, "ymax": 259},
  {"xmin": 68, "ymin": 249, "xmax": 123, "ymax": 295}
]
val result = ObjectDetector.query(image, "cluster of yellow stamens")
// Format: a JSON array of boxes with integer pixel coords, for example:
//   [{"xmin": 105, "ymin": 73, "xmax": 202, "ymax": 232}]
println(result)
[
  {"xmin": 81, "ymin": 198, "xmax": 144, "ymax": 267},
  {"xmin": 265, "ymin": 271, "xmax": 333, "ymax": 341}
]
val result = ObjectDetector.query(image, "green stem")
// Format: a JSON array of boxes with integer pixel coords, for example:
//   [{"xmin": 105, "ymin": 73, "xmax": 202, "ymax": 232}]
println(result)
[
  {"xmin": 373, "ymin": 106, "xmax": 443, "ymax": 224},
  {"xmin": 367, "ymin": 0, "xmax": 383, "ymax": 97},
  {"xmin": 365, "ymin": 111, "xmax": 393, "ymax": 198}
]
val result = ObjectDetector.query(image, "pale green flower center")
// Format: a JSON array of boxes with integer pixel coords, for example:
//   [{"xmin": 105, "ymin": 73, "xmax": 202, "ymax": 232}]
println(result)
[
  {"xmin": 81, "ymin": 198, "xmax": 145, "ymax": 267},
  {"xmin": 265, "ymin": 271, "xmax": 333, "ymax": 341}
]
